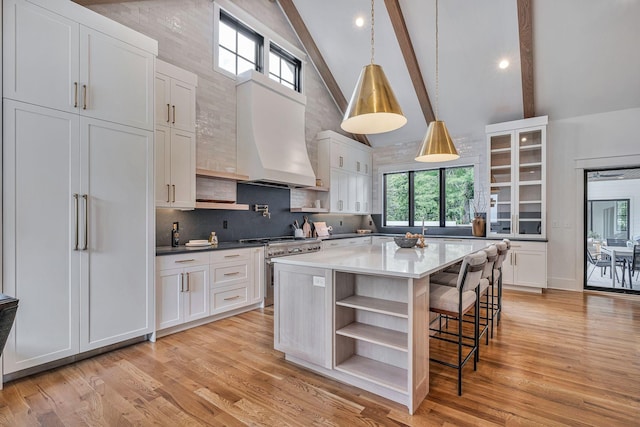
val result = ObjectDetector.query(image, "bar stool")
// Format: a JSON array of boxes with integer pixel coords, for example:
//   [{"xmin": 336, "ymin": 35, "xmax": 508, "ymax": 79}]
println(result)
[
  {"xmin": 429, "ymin": 250, "xmax": 487, "ymax": 395},
  {"xmin": 493, "ymin": 240, "xmax": 510, "ymax": 327}
]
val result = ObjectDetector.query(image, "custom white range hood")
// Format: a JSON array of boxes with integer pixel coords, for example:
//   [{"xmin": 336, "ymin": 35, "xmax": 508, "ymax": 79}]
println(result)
[{"xmin": 236, "ymin": 70, "xmax": 316, "ymax": 188}]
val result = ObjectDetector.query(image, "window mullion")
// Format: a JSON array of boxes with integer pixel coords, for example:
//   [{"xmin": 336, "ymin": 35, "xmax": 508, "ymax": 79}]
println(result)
[{"xmin": 409, "ymin": 171, "xmax": 415, "ymax": 227}]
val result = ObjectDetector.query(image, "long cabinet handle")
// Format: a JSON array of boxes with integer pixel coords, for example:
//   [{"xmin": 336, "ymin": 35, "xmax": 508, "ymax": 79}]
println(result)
[
  {"xmin": 180, "ymin": 273, "xmax": 184, "ymax": 292},
  {"xmin": 514, "ymin": 253, "xmax": 517, "ymax": 265},
  {"xmin": 82, "ymin": 194, "xmax": 88, "ymax": 250},
  {"xmin": 224, "ymin": 254, "xmax": 240, "ymax": 258},
  {"xmin": 224, "ymin": 295, "xmax": 241, "ymax": 301},
  {"xmin": 224, "ymin": 271, "xmax": 241, "ymax": 276},
  {"xmin": 166, "ymin": 184, "xmax": 170, "ymax": 203},
  {"xmin": 172, "ymin": 185, "xmax": 176, "ymax": 203},
  {"xmin": 167, "ymin": 104, "xmax": 171, "ymax": 123},
  {"xmin": 185, "ymin": 272, "xmax": 190, "ymax": 292},
  {"xmin": 82, "ymin": 85, "xmax": 87, "ymax": 110},
  {"xmin": 172, "ymin": 105, "xmax": 176, "ymax": 124},
  {"xmin": 175, "ymin": 259, "xmax": 196, "ymax": 263},
  {"xmin": 73, "ymin": 194, "xmax": 79, "ymax": 250},
  {"xmin": 74, "ymin": 82, "xmax": 78, "ymax": 108}
]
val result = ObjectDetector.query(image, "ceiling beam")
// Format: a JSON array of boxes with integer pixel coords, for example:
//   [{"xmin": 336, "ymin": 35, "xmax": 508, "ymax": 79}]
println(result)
[
  {"xmin": 517, "ymin": 0, "xmax": 535, "ymax": 118},
  {"xmin": 73, "ymin": 0, "xmax": 138, "ymax": 4},
  {"xmin": 384, "ymin": 0, "xmax": 435, "ymax": 125},
  {"xmin": 277, "ymin": 0, "xmax": 370, "ymax": 146}
]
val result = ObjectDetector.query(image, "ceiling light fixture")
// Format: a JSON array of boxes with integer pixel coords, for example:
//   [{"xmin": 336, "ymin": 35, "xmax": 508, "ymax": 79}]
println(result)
[
  {"xmin": 355, "ymin": 16, "xmax": 365, "ymax": 27},
  {"xmin": 415, "ymin": 0, "xmax": 459, "ymax": 162},
  {"xmin": 341, "ymin": 0, "xmax": 406, "ymax": 135},
  {"xmin": 499, "ymin": 59, "xmax": 510, "ymax": 69}
]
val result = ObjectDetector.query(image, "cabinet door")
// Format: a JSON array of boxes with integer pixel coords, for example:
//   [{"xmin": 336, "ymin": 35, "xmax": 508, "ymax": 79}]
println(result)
[
  {"xmin": 170, "ymin": 129, "xmax": 196, "ymax": 209},
  {"xmin": 183, "ymin": 265, "xmax": 209, "ymax": 323},
  {"xmin": 156, "ymin": 268, "xmax": 184, "ymax": 330},
  {"xmin": 330, "ymin": 169, "xmax": 348, "ymax": 213},
  {"xmin": 170, "ymin": 79, "xmax": 197, "ymax": 132},
  {"xmin": 249, "ymin": 247, "xmax": 265, "ymax": 303},
  {"xmin": 2, "ymin": 100, "xmax": 80, "ymax": 373},
  {"xmin": 355, "ymin": 174, "xmax": 366, "ymax": 213},
  {"xmin": 362, "ymin": 174, "xmax": 371, "ymax": 213},
  {"xmin": 347, "ymin": 172, "xmax": 357, "ymax": 213},
  {"xmin": 155, "ymin": 125, "xmax": 171, "ymax": 207},
  {"xmin": 488, "ymin": 132, "xmax": 514, "ymax": 237},
  {"xmin": 512, "ymin": 250, "xmax": 547, "ymax": 288},
  {"xmin": 80, "ymin": 118, "xmax": 153, "ymax": 352},
  {"xmin": 155, "ymin": 73, "xmax": 171, "ymax": 126},
  {"xmin": 80, "ymin": 26, "xmax": 154, "ymax": 130},
  {"xmin": 501, "ymin": 253, "xmax": 516, "ymax": 285},
  {"xmin": 3, "ymin": 0, "xmax": 80, "ymax": 113},
  {"xmin": 330, "ymin": 141, "xmax": 348, "ymax": 170},
  {"xmin": 274, "ymin": 264, "xmax": 332, "ymax": 369},
  {"xmin": 515, "ymin": 127, "xmax": 545, "ymax": 237}
]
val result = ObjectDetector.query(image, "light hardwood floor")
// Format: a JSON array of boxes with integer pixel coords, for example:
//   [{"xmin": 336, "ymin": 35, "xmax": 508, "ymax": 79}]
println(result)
[{"xmin": 1, "ymin": 289, "xmax": 639, "ymax": 426}]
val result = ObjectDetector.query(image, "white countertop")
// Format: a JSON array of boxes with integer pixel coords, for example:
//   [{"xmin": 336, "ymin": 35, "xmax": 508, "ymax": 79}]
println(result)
[{"xmin": 272, "ymin": 240, "xmax": 490, "ymax": 278}]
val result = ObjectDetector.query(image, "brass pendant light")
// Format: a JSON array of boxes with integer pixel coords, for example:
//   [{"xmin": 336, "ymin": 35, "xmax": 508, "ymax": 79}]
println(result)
[
  {"xmin": 341, "ymin": 0, "xmax": 406, "ymax": 135},
  {"xmin": 415, "ymin": 0, "xmax": 459, "ymax": 162}
]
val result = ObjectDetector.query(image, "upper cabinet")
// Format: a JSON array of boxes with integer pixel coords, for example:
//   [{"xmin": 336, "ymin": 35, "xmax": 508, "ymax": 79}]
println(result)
[
  {"xmin": 3, "ymin": 0, "xmax": 155, "ymax": 131},
  {"xmin": 486, "ymin": 116, "xmax": 548, "ymax": 239},
  {"xmin": 155, "ymin": 59, "xmax": 198, "ymax": 209},
  {"xmin": 317, "ymin": 131, "xmax": 372, "ymax": 214}
]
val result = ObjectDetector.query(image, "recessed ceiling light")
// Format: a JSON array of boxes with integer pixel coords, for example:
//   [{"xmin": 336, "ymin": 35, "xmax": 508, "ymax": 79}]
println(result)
[
  {"xmin": 521, "ymin": 137, "xmax": 527, "ymax": 142},
  {"xmin": 499, "ymin": 59, "xmax": 509, "ymax": 69},
  {"xmin": 355, "ymin": 16, "xmax": 365, "ymax": 27}
]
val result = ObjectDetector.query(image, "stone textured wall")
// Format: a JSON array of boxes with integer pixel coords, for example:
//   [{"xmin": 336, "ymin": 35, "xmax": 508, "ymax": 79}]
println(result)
[{"xmin": 85, "ymin": 0, "xmax": 346, "ymax": 174}]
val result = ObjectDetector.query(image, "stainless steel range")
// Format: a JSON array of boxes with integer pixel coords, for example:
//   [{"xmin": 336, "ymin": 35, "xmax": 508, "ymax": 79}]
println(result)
[{"xmin": 239, "ymin": 236, "xmax": 322, "ymax": 306}]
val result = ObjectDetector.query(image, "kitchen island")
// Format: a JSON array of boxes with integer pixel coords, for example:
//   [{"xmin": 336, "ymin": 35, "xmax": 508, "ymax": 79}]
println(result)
[{"xmin": 272, "ymin": 240, "xmax": 488, "ymax": 413}]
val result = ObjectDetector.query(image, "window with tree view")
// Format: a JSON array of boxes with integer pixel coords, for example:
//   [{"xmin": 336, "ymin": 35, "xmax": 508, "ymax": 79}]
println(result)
[{"xmin": 384, "ymin": 166, "xmax": 475, "ymax": 228}]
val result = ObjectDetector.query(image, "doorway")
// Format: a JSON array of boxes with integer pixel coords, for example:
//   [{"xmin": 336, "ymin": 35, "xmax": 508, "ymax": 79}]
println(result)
[{"xmin": 584, "ymin": 167, "xmax": 640, "ymax": 293}]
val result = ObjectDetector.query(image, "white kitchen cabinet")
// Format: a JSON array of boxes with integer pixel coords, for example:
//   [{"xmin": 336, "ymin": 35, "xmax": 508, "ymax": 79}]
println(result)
[
  {"xmin": 156, "ymin": 254, "xmax": 209, "ymax": 330},
  {"xmin": 486, "ymin": 116, "xmax": 547, "ymax": 239},
  {"xmin": 210, "ymin": 247, "xmax": 264, "ymax": 312},
  {"xmin": 500, "ymin": 241, "xmax": 548, "ymax": 289},
  {"xmin": 3, "ymin": 101, "xmax": 154, "ymax": 372},
  {"xmin": 155, "ymin": 125, "xmax": 196, "ymax": 209},
  {"xmin": 317, "ymin": 130, "xmax": 372, "ymax": 214},
  {"xmin": 274, "ymin": 264, "xmax": 333, "ymax": 369},
  {"xmin": 3, "ymin": 0, "xmax": 155, "ymax": 131},
  {"xmin": 2, "ymin": 0, "xmax": 157, "ymax": 377},
  {"xmin": 155, "ymin": 60, "xmax": 197, "ymax": 209},
  {"xmin": 323, "ymin": 236, "xmax": 372, "ymax": 250}
]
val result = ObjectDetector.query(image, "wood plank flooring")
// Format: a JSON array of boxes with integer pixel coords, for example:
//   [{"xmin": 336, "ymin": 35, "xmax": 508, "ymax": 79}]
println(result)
[{"xmin": 0, "ymin": 289, "xmax": 639, "ymax": 426}]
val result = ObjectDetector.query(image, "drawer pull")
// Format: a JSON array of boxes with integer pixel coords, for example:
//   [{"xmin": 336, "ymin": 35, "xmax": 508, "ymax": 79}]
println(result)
[
  {"xmin": 224, "ymin": 271, "xmax": 241, "ymax": 276},
  {"xmin": 224, "ymin": 254, "xmax": 241, "ymax": 258},
  {"xmin": 224, "ymin": 295, "xmax": 241, "ymax": 301},
  {"xmin": 175, "ymin": 259, "xmax": 196, "ymax": 263}
]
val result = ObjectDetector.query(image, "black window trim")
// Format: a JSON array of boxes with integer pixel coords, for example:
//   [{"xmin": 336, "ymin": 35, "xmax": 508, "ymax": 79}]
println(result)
[
  {"xmin": 220, "ymin": 10, "xmax": 264, "ymax": 74},
  {"xmin": 269, "ymin": 42, "xmax": 302, "ymax": 92},
  {"xmin": 383, "ymin": 165, "xmax": 475, "ymax": 228}
]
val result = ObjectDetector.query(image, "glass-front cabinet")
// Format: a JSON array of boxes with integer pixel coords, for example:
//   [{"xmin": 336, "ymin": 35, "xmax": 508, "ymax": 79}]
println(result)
[{"xmin": 486, "ymin": 116, "xmax": 547, "ymax": 239}]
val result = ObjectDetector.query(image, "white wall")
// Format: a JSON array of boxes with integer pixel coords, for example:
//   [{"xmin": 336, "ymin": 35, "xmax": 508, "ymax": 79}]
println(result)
[{"xmin": 548, "ymin": 107, "xmax": 640, "ymax": 291}]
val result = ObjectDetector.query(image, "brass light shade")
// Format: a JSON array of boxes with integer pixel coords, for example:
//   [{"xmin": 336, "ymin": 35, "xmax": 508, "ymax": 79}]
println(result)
[
  {"xmin": 415, "ymin": 120, "xmax": 459, "ymax": 162},
  {"xmin": 341, "ymin": 64, "xmax": 407, "ymax": 134}
]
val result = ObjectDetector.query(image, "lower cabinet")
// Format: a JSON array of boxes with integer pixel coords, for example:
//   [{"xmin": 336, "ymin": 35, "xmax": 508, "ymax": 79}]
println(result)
[
  {"xmin": 156, "ymin": 252, "xmax": 209, "ymax": 330},
  {"xmin": 274, "ymin": 264, "xmax": 333, "ymax": 368},
  {"xmin": 500, "ymin": 241, "xmax": 547, "ymax": 288},
  {"xmin": 156, "ymin": 246, "xmax": 264, "ymax": 334}
]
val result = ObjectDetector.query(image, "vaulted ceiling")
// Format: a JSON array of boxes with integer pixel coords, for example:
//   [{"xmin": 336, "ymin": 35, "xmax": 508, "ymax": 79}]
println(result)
[{"xmin": 285, "ymin": 0, "xmax": 640, "ymax": 148}]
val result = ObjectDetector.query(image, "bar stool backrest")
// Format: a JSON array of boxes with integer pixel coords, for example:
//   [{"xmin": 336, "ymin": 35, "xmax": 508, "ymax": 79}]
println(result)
[
  {"xmin": 633, "ymin": 245, "xmax": 640, "ymax": 272},
  {"xmin": 458, "ymin": 251, "xmax": 487, "ymax": 292},
  {"xmin": 494, "ymin": 241, "xmax": 509, "ymax": 270},
  {"xmin": 502, "ymin": 238, "xmax": 511, "ymax": 250},
  {"xmin": 482, "ymin": 245, "xmax": 498, "ymax": 279}
]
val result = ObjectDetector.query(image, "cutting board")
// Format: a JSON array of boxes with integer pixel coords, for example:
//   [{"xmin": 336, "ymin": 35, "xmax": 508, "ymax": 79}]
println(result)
[
  {"xmin": 302, "ymin": 217, "xmax": 311, "ymax": 238},
  {"xmin": 314, "ymin": 221, "xmax": 330, "ymax": 237}
]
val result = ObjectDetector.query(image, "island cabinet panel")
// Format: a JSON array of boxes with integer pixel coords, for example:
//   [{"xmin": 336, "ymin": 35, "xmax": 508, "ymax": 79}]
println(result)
[{"xmin": 274, "ymin": 265, "xmax": 333, "ymax": 369}]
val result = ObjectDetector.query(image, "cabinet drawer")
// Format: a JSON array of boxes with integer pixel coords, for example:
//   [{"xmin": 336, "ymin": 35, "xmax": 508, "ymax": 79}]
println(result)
[
  {"xmin": 157, "ymin": 252, "xmax": 209, "ymax": 270},
  {"xmin": 211, "ymin": 261, "xmax": 249, "ymax": 287},
  {"xmin": 210, "ymin": 248, "xmax": 251, "ymax": 263},
  {"xmin": 507, "ymin": 241, "xmax": 546, "ymax": 252},
  {"xmin": 210, "ymin": 284, "xmax": 249, "ymax": 314}
]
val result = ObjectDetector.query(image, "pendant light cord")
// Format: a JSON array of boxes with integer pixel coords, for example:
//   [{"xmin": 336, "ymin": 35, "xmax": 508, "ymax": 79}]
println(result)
[
  {"xmin": 370, "ymin": 0, "xmax": 375, "ymax": 64},
  {"xmin": 435, "ymin": 0, "xmax": 439, "ymax": 120}
]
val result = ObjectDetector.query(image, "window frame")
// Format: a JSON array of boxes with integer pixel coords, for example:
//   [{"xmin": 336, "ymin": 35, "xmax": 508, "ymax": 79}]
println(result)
[
  {"xmin": 219, "ymin": 10, "xmax": 264, "ymax": 75},
  {"xmin": 213, "ymin": 0, "xmax": 306, "ymax": 93},
  {"xmin": 382, "ymin": 165, "xmax": 476, "ymax": 228},
  {"xmin": 269, "ymin": 43, "xmax": 302, "ymax": 92}
]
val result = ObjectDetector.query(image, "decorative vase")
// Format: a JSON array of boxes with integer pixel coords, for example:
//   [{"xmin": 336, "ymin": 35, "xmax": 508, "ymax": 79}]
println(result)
[{"xmin": 472, "ymin": 215, "xmax": 486, "ymax": 237}]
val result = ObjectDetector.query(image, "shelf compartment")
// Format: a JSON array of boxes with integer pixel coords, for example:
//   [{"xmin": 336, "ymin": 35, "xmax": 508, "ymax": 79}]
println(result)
[
  {"xmin": 336, "ymin": 295, "xmax": 408, "ymax": 318},
  {"xmin": 336, "ymin": 322, "xmax": 408, "ymax": 352},
  {"xmin": 335, "ymin": 355, "xmax": 408, "ymax": 394}
]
